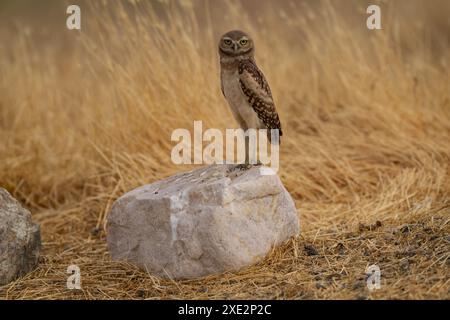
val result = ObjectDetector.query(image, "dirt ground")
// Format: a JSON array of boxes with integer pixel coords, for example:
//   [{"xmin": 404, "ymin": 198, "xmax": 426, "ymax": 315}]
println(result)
[{"xmin": 0, "ymin": 0, "xmax": 449, "ymax": 299}]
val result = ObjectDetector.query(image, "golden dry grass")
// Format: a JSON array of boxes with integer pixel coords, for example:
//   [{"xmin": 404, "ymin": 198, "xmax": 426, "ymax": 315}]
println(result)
[{"xmin": 0, "ymin": 0, "xmax": 449, "ymax": 299}]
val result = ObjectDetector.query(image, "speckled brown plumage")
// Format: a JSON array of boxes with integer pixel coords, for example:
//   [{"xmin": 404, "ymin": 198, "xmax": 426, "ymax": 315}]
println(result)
[{"xmin": 238, "ymin": 59, "xmax": 282, "ymax": 143}]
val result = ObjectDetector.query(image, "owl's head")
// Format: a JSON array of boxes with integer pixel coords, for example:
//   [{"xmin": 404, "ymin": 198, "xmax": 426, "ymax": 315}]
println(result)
[{"xmin": 218, "ymin": 30, "xmax": 254, "ymax": 58}]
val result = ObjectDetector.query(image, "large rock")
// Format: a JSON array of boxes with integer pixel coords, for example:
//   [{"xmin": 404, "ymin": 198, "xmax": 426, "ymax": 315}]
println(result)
[
  {"xmin": 0, "ymin": 188, "xmax": 41, "ymax": 286},
  {"xmin": 107, "ymin": 165, "xmax": 299, "ymax": 279}
]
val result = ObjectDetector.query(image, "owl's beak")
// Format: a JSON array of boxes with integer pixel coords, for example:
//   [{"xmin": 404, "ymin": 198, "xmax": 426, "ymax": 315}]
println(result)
[{"xmin": 233, "ymin": 42, "xmax": 238, "ymax": 51}]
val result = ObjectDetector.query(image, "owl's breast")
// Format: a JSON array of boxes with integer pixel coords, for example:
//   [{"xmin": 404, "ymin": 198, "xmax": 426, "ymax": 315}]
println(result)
[
  {"xmin": 221, "ymin": 70, "xmax": 244, "ymax": 106},
  {"xmin": 221, "ymin": 69, "xmax": 262, "ymax": 129}
]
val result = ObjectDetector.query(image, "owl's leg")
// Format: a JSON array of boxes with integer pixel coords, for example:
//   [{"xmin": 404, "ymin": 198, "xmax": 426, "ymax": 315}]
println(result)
[
  {"xmin": 231, "ymin": 121, "xmax": 252, "ymax": 170},
  {"xmin": 234, "ymin": 137, "xmax": 251, "ymax": 171},
  {"xmin": 234, "ymin": 129, "xmax": 250, "ymax": 170},
  {"xmin": 236, "ymin": 135, "xmax": 260, "ymax": 170},
  {"xmin": 245, "ymin": 134, "xmax": 250, "ymax": 165}
]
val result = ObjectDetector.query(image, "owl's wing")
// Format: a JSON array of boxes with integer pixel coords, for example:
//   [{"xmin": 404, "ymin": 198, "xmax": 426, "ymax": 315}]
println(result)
[{"xmin": 238, "ymin": 59, "xmax": 283, "ymax": 141}]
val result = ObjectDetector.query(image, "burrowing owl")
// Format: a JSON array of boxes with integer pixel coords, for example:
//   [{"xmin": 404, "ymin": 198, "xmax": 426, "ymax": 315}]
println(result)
[{"xmin": 219, "ymin": 30, "xmax": 282, "ymax": 151}]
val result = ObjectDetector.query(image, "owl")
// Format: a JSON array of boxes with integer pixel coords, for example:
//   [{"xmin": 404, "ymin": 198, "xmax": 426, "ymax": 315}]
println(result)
[{"xmin": 218, "ymin": 30, "xmax": 282, "ymax": 153}]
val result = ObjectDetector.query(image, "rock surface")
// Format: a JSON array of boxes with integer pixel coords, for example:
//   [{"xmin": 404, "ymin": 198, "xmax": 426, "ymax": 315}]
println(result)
[
  {"xmin": 107, "ymin": 165, "xmax": 300, "ymax": 279},
  {"xmin": 0, "ymin": 188, "xmax": 41, "ymax": 286}
]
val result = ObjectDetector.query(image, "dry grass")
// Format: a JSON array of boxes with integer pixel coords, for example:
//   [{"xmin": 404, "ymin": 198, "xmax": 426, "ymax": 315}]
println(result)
[{"xmin": 0, "ymin": 0, "xmax": 449, "ymax": 299}]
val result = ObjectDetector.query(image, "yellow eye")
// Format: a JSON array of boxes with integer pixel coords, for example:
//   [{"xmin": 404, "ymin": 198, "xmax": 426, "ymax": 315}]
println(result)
[
  {"xmin": 224, "ymin": 39, "xmax": 232, "ymax": 46},
  {"xmin": 240, "ymin": 39, "xmax": 248, "ymax": 45}
]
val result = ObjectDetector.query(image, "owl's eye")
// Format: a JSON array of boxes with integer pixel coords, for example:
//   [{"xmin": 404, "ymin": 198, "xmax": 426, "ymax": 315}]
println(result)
[
  {"xmin": 239, "ymin": 39, "xmax": 248, "ymax": 46},
  {"xmin": 223, "ymin": 39, "xmax": 232, "ymax": 46}
]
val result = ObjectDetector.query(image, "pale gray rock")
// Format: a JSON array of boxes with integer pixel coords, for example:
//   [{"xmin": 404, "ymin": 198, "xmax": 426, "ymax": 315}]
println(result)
[
  {"xmin": 0, "ymin": 188, "xmax": 41, "ymax": 286},
  {"xmin": 107, "ymin": 165, "xmax": 300, "ymax": 279}
]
